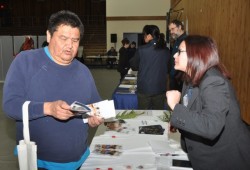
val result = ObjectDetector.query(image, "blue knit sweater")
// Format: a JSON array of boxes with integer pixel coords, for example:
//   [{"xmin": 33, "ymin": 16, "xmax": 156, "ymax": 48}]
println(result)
[{"xmin": 3, "ymin": 48, "xmax": 101, "ymax": 163}]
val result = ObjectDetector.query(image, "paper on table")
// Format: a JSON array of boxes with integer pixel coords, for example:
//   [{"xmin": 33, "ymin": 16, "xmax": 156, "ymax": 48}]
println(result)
[
  {"xmin": 118, "ymin": 84, "xmax": 134, "ymax": 88},
  {"xmin": 81, "ymin": 110, "xmax": 186, "ymax": 170},
  {"xmin": 90, "ymin": 134, "xmax": 166, "ymax": 153},
  {"xmin": 124, "ymin": 76, "xmax": 137, "ymax": 80},
  {"xmin": 82, "ymin": 153, "xmax": 157, "ymax": 170},
  {"xmin": 148, "ymin": 140, "xmax": 181, "ymax": 154},
  {"xmin": 103, "ymin": 118, "xmax": 167, "ymax": 136}
]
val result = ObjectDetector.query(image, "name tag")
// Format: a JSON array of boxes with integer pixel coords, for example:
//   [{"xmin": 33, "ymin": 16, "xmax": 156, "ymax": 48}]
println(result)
[{"xmin": 183, "ymin": 94, "xmax": 188, "ymax": 107}]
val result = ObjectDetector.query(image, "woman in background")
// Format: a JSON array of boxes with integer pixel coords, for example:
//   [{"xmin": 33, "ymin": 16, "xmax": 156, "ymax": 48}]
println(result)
[
  {"xmin": 19, "ymin": 36, "xmax": 34, "ymax": 52},
  {"xmin": 166, "ymin": 35, "xmax": 250, "ymax": 170},
  {"xmin": 130, "ymin": 25, "xmax": 170, "ymax": 110}
]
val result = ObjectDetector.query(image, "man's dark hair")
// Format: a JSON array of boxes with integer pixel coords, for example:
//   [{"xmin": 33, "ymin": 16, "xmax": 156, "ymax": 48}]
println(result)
[
  {"xmin": 47, "ymin": 10, "xmax": 84, "ymax": 39},
  {"xmin": 170, "ymin": 19, "xmax": 184, "ymax": 30},
  {"xmin": 121, "ymin": 38, "xmax": 130, "ymax": 46}
]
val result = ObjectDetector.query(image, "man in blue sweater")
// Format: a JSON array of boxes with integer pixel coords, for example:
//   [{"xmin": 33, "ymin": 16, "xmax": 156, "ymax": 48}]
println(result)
[{"xmin": 3, "ymin": 10, "xmax": 103, "ymax": 170}]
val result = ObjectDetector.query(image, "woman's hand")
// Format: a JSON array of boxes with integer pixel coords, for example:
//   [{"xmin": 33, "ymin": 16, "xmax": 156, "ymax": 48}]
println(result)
[
  {"xmin": 166, "ymin": 90, "xmax": 181, "ymax": 110},
  {"xmin": 88, "ymin": 116, "xmax": 104, "ymax": 127}
]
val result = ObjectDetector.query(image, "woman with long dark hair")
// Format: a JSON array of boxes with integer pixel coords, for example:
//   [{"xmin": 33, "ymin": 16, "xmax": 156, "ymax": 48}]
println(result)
[
  {"xmin": 130, "ymin": 25, "xmax": 170, "ymax": 109},
  {"xmin": 166, "ymin": 35, "xmax": 250, "ymax": 170}
]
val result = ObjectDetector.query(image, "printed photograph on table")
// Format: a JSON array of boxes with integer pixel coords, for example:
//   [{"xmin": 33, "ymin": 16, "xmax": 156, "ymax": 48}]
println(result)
[
  {"xmin": 93, "ymin": 149, "xmax": 122, "ymax": 156},
  {"xmin": 104, "ymin": 119, "xmax": 137, "ymax": 134},
  {"xmin": 92, "ymin": 144, "xmax": 123, "ymax": 156},
  {"xmin": 94, "ymin": 144, "xmax": 122, "ymax": 150},
  {"xmin": 104, "ymin": 119, "xmax": 126, "ymax": 132}
]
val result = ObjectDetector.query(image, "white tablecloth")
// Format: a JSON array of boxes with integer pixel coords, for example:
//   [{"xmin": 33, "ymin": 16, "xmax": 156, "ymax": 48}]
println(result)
[{"xmin": 80, "ymin": 110, "xmax": 192, "ymax": 170}]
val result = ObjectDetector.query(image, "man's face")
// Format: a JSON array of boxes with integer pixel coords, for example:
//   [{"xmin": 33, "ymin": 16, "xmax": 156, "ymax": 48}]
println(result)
[
  {"xmin": 124, "ymin": 43, "xmax": 130, "ymax": 48},
  {"xmin": 47, "ymin": 24, "xmax": 80, "ymax": 65},
  {"xmin": 169, "ymin": 23, "xmax": 181, "ymax": 40}
]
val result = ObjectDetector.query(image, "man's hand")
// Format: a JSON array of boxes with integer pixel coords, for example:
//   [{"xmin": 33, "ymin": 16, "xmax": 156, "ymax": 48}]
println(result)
[{"xmin": 44, "ymin": 100, "xmax": 74, "ymax": 120}]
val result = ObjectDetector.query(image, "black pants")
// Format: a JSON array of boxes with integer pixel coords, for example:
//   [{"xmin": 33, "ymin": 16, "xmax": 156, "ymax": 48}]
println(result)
[{"xmin": 137, "ymin": 92, "xmax": 166, "ymax": 110}]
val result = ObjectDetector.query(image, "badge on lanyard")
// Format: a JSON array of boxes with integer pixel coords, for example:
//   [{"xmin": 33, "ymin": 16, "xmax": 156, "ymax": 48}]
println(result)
[{"xmin": 183, "ymin": 87, "xmax": 193, "ymax": 107}]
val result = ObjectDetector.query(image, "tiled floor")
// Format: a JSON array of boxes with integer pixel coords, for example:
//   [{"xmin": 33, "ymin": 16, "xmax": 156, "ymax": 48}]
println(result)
[{"xmin": 0, "ymin": 68, "xmax": 120, "ymax": 170}]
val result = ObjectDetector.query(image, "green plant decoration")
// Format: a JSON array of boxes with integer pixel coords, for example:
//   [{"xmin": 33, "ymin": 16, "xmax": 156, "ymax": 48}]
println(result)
[
  {"xmin": 116, "ymin": 110, "xmax": 144, "ymax": 119},
  {"xmin": 158, "ymin": 111, "xmax": 172, "ymax": 122}
]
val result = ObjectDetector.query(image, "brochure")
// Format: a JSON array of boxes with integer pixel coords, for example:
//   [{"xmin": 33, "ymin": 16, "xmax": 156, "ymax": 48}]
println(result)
[
  {"xmin": 70, "ymin": 100, "xmax": 116, "ymax": 121},
  {"xmin": 70, "ymin": 101, "xmax": 92, "ymax": 117}
]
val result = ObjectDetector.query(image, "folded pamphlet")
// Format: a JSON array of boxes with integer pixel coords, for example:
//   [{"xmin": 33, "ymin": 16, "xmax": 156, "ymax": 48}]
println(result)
[{"xmin": 70, "ymin": 100, "xmax": 116, "ymax": 123}]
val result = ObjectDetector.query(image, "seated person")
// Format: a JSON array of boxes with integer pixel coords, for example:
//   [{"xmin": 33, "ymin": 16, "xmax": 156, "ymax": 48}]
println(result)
[
  {"xmin": 106, "ymin": 47, "xmax": 117, "ymax": 68},
  {"xmin": 107, "ymin": 47, "xmax": 117, "ymax": 56}
]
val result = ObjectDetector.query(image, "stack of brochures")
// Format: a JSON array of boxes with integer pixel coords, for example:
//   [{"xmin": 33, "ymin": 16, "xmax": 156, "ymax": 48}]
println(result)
[
  {"xmin": 116, "ymin": 84, "xmax": 137, "ymax": 94},
  {"xmin": 116, "ymin": 75, "xmax": 137, "ymax": 94}
]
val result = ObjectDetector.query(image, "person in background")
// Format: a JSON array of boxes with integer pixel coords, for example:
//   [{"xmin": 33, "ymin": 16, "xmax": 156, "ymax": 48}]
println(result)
[
  {"xmin": 130, "ymin": 25, "xmax": 170, "ymax": 110},
  {"xmin": 168, "ymin": 19, "xmax": 187, "ymax": 92},
  {"xmin": 166, "ymin": 35, "xmax": 250, "ymax": 170},
  {"xmin": 19, "ymin": 36, "xmax": 35, "ymax": 52},
  {"xmin": 75, "ymin": 46, "xmax": 86, "ymax": 64},
  {"xmin": 106, "ymin": 46, "xmax": 117, "ymax": 69},
  {"xmin": 42, "ymin": 40, "xmax": 49, "ymax": 47},
  {"xmin": 160, "ymin": 33, "xmax": 167, "ymax": 47},
  {"xmin": 117, "ymin": 38, "xmax": 131, "ymax": 81},
  {"xmin": 3, "ymin": 10, "xmax": 103, "ymax": 170},
  {"xmin": 107, "ymin": 46, "xmax": 117, "ymax": 56},
  {"xmin": 129, "ymin": 41, "xmax": 137, "ymax": 58}
]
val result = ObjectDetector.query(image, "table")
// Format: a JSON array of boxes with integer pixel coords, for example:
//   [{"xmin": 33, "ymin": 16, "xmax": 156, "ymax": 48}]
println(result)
[
  {"xmin": 80, "ymin": 110, "xmax": 193, "ymax": 170},
  {"xmin": 112, "ymin": 75, "xmax": 138, "ymax": 110},
  {"xmin": 112, "ymin": 92, "xmax": 137, "ymax": 110},
  {"xmin": 85, "ymin": 55, "xmax": 118, "ymax": 67}
]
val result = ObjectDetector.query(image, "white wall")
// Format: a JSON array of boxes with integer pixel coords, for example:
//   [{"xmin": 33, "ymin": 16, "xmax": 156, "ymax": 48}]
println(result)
[
  {"xmin": 106, "ymin": 0, "xmax": 170, "ymax": 16},
  {"xmin": 0, "ymin": 36, "xmax": 13, "ymax": 82},
  {"xmin": 106, "ymin": 0, "xmax": 170, "ymax": 51}
]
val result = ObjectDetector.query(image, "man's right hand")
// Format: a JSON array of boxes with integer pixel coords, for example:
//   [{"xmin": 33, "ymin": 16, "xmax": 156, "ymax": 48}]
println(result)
[{"xmin": 44, "ymin": 100, "xmax": 74, "ymax": 120}]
